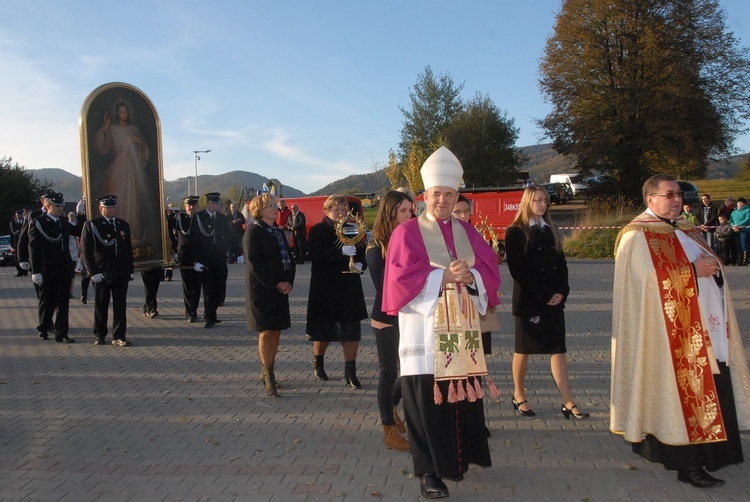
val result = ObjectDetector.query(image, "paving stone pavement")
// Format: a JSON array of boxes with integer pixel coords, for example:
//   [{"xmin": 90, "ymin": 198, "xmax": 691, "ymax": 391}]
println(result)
[{"xmin": 1, "ymin": 260, "xmax": 750, "ymax": 502}]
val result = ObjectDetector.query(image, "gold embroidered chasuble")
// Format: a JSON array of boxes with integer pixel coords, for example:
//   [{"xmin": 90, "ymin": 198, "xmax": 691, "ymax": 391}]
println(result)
[{"xmin": 611, "ymin": 212, "xmax": 750, "ymax": 445}]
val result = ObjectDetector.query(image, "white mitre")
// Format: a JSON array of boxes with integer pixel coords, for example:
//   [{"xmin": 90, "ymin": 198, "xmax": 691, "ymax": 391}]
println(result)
[{"xmin": 420, "ymin": 146, "xmax": 463, "ymax": 190}]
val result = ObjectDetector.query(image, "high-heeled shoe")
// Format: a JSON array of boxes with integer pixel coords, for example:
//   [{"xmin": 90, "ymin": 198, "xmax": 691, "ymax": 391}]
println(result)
[
  {"xmin": 511, "ymin": 392, "xmax": 535, "ymax": 417},
  {"xmin": 561, "ymin": 403, "xmax": 590, "ymax": 420}
]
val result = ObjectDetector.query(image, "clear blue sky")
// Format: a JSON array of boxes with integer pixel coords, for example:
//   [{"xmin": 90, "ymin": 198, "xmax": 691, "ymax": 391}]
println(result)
[{"xmin": 2, "ymin": 0, "xmax": 748, "ymax": 194}]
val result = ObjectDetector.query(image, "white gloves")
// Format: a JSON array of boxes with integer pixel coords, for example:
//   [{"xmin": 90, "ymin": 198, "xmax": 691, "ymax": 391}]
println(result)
[
  {"xmin": 32, "ymin": 273, "xmax": 43, "ymax": 285},
  {"xmin": 91, "ymin": 273, "xmax": 104, "ymax": 283},
  {"xmin": 353, "ymin": 262, "xmax": 363, "ymax": 271},
  {"xmin": 194, "ymin": 263, "xmax": 205, "ymax": 272},
  {"xmin": 171, "ymin": 253, "xmax": 178, "ymax": 262},
  {"xmin": 19, "ymin": 262, "xmax": 30, "ymax": 271},
  {"xmin": 237, "ymin": 256, "xmax": 245, "ymax": 264},
  {"xmin": 130, "ymin": 274, "xmax": 134, "ymax": 280},
  {"xmin": 341, "ymin": 245, "xmax": 357, "ymax": 257}
]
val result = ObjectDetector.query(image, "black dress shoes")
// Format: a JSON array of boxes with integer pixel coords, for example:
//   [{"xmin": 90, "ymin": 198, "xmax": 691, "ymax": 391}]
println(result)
[
  {"xmin": 204, "ymin": 320, "xmax": 215, "ymax": 329},
  {"xmin": 38, "ymin": 332, "xmax": 49, "ymax": 340},
  {"xmin": 419, "ymin": 473, "xmax": 449, "ymax": 499},
  {"xmin": 677, "ymin": 467, "xmax": 725, "ymax": 488},
  {"xmin": 56, "ymin": 337, "xmax": 76, "ymax": 343},
  {"xmin": 92, "ymin": 338, "xmax": 106, "ymax": 345}
]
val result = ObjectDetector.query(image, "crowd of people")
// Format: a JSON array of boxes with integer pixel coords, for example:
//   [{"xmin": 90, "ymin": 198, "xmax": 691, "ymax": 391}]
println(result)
[{"xmin": 8, "ymin": 154, "xmax": 750, "ymax": 498}]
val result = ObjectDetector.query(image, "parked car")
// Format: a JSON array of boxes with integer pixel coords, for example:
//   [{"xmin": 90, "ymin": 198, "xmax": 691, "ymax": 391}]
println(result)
[
  {"xmin": 541, "ymin": 183, "xmax": 569, "ymax": 205},
  {"xmin": 677, "ymin": 181, "xmax": 700, "ymax": 205},
  {"xmin": 0, "ymin": 235, "xmax": 15, "ymax": 266}
]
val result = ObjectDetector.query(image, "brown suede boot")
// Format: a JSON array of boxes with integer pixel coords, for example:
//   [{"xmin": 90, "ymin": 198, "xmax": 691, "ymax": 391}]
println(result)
[
  {"xmin": 393, "ymin": 406, "xmax": 406, "ymax": 434},
  {"xmin": 384, "ymin": 425, "xmax": 410, "ymax": 451}
]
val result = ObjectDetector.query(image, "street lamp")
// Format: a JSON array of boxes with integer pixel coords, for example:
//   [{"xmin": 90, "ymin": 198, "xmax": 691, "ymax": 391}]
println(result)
[
  {"xmin": 187, "ymin": 176, "xmax": 193, "ymax": 196},
  {"xmin": 193, "ymin": 149, "xmax": 211, "ymax": 195}
]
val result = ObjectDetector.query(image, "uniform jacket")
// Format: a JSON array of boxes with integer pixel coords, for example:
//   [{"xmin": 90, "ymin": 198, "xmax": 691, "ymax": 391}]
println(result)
[
  {"xmin": 9, "ymin": 218, "xmax": 23, "ymax": 249},
  {"xmin": 81, "ymin": 216, "xmax": 134, "ymax": 284},
  {"xmin": 17, "ymin": 208, "xmax": 44, "ymax": 263},
  {"xmin": 29, "ymin": 213, "xmax": 74, "ymax": 280},
  {"xmin": 188, "ymin": 210, "xmax": 230, "ymax": 268},
  {"xmin": 175, "ymin": 212, "xmax": 193, "ymax": 265}
]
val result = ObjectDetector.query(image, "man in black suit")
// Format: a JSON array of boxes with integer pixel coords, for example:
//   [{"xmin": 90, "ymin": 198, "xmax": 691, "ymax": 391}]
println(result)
[
  {"xmin": 9, "ymin": 209, "xmax": 25, "ymax": 276},
  {"xmin": 28, "ymin": 192, "xmax": 76, "ymax": 343},
  {"xmin": 287, "ymin": 203, "xmax": 307, "ymax": 264},
  {"xmin": 189, "ymin": 192, "xmax": 230, "ymax": 328},
  {"xmin": 176, "ymin": 196, "xmax": 201, "ymax": 322},
  {"xmin": 81, "ymin": 195, "xmax": 135, "ymax": 347},
  {"xmin": 227, "ymin": 202, "xmax": 246, "ymax": 263}
]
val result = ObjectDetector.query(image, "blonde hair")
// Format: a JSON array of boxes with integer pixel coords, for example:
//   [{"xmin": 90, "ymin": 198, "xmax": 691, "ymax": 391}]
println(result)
[
  {"xmin": 510, "ymin": 185, "xmax": 563, "ymax": 252},
  {"xmin": 249, "ymin": 193, "xmax": 278, "ymax": 220},
  {"xmin": 323, "ymin": 194, "xmax": 348, "ymax": 213}
]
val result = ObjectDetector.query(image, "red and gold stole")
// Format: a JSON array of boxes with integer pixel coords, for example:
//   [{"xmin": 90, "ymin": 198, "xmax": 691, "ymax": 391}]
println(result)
[
  {"xmin": 645, "ymin": 228, "xmax": 727, "ymax": 443},
  {"xmin": 418, "ymin": 212, "xmax": 489, "ymax": 404}
]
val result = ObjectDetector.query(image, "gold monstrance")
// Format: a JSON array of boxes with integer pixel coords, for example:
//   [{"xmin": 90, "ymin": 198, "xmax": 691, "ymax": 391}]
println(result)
[{"xmin": 334, "ymin": 210, "xmax": 368, "ymax": 274}]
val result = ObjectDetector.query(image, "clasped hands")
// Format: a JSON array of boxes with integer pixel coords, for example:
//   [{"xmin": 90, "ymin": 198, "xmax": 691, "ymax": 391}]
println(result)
[
  {"xmin": 276, "ymin": 281, "xmax": 292, "ymax": 295},
  {"xmin": 444, "ymin": 259, "xmax": 474, "ymax": 285},
  {"xmin": 693, "ymin": 253, "xmax": 720, "ymax": 277}
]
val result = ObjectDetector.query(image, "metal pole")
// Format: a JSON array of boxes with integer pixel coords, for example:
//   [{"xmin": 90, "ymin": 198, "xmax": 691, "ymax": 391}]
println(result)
[{"xmin": 193, "ymin": 150, "xmax": 211, "ymax": 196}]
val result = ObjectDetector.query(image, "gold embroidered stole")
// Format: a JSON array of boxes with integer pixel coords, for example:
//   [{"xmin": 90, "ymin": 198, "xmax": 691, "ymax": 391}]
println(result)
[
  {"xmin": 645, "ymin": 228, "xmax": 727, "ymax": 443},
  {"xmin": 417, "ymin": 213, "xmax": 488, "ymax": 390}
]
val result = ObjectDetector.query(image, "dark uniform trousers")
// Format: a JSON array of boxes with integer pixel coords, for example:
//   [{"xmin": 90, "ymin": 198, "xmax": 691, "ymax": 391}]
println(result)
[
  {"xmin": 188, "ymin": 211, "xmax": 230, "ymax": 322},
  {"xmin": 29, "ymin": 214, "xmax": 75, "ymax": 340},
  {"xmin": 176, "ymin": 213, "xmax": 202, "ymax": 320},
  {"xmin": 82, "ymin": 216, "xmax": 134, "ymax": 342},
  {"xmin": 141, "ymin": 266, "xmax": 163, "ymax": 315},
  {"xmin": 94, "ymin": 281, "xmax": 128, "ymax": 340},
  {"xmin": 181, "ymin": 268, "xmax": 201, "ymax": 319}
]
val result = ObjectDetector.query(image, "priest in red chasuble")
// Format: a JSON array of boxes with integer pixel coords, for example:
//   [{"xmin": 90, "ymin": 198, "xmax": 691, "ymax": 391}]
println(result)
[
  {"xmin": 382, "ymin": 146, "xmax": 501, "ymax": 499},
  {"xmin": 612, "ymin": 174, "xmax": 750, "ymax": 489}
]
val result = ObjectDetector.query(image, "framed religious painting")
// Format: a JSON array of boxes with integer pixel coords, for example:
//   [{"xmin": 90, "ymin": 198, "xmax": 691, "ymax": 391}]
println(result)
[{"xmin": 79, "ymin": 82, "xmax": 168, "ymax": 269}]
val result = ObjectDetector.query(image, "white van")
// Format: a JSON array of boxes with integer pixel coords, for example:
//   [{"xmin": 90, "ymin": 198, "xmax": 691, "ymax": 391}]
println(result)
[{"xmin": 549, "ymin": 174, "xmax": 589, "ymax": 197}]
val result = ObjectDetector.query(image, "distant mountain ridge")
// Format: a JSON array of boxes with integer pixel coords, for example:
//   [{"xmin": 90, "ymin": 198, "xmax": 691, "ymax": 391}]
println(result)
[{"xmin": 32, "ymin": 144, "xmax": 749, "ymax": 203}]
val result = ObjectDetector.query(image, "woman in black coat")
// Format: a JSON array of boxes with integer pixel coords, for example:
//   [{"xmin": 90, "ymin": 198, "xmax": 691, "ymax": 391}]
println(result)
[
  {"xmin": 244, "ymin": 193, "xmax": 295, "ymax": 397},
  {"xmin": 505, "ymin": 185, "xmax": 589, "ymax": 420},
  {"xmin": 306, "ymin": 194, "xmax": 368, "ymax": 388}
]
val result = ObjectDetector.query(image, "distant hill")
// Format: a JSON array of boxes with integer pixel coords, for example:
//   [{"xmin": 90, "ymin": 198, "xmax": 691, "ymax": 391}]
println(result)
[
  {"xmin": 31, "ymin": 145, "xmax": 749, "ymax": 203},
  {"xmin": 30, "ymin": 169, "xmax": 305, "ymax": 205}
]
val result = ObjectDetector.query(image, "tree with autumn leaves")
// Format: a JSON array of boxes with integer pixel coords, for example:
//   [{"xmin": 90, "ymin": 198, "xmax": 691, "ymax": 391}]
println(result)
[
  {"xmin": 394, "ymin": 66, "xmax": 526, "ymax": 192},
  {"xmin": 539, "ymin": 0, "xmax": 750, "ymax": 198}
]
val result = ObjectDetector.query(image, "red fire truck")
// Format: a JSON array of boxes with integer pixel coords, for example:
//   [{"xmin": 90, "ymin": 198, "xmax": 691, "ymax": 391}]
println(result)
[{"xmin": 244, "ymin": 194, "xmax": 365, "ymax": 236}]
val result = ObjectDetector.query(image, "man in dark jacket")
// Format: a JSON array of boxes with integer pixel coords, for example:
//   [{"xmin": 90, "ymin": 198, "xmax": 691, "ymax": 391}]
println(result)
[
  {"xmin": 227, "ymin": 202, "xmax": 246, "ymax": 263},
  {"xmin": 189, "ymin": 192, "xmax": 230, "ymax": 328},
  {"xmin": 287, "ymin": 204, "xmax": 307, "ymax": 264},
  {"xmin": 81, "ymin": 195, "xmax": 134, "ymax": 346},
  {"xmin": 696, "ymin": 194, "xmax": 719, "ymax": 249},
  {"xmin": 28, "ymin": 192, "xmax": 76, "ymax": 342}
]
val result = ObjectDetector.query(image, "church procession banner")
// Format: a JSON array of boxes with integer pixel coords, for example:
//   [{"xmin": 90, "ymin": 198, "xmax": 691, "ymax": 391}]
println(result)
[{"xmin": 79, "ymin": 82, "xmax": 168, "ymax": 269}]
